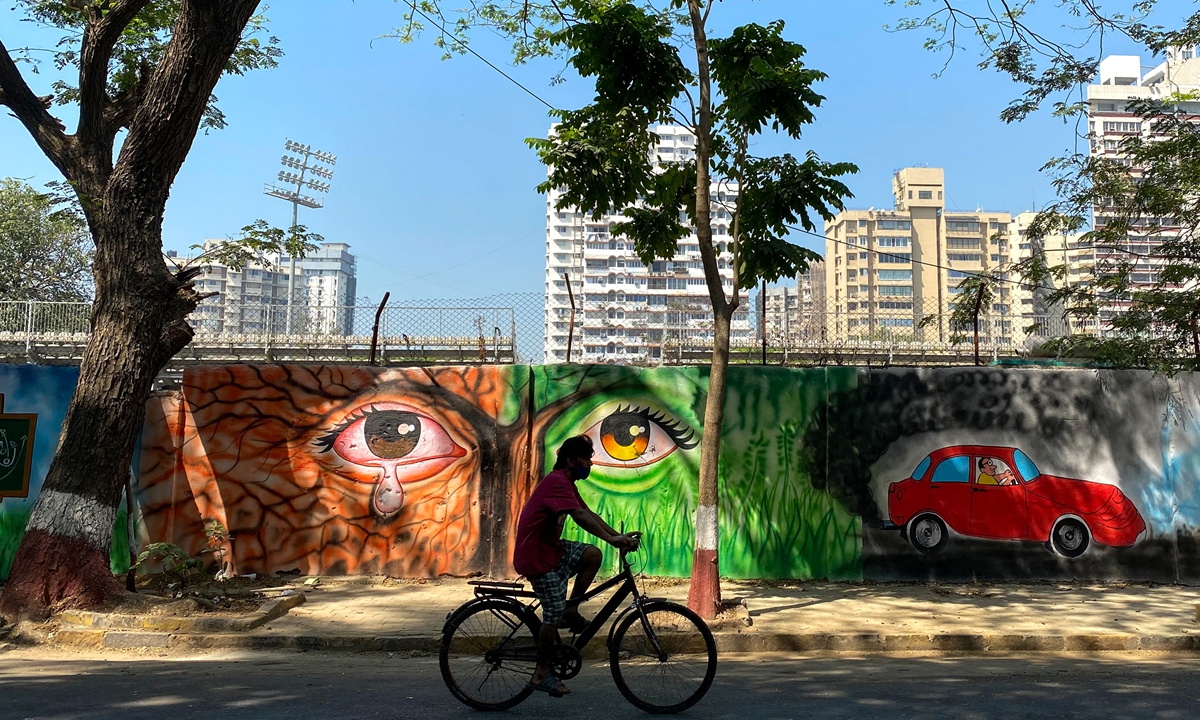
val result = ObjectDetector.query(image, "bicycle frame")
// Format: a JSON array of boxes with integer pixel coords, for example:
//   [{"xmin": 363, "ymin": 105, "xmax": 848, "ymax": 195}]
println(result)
[{"xmin": 468, "ymin": 550, "xmax": 667, "ymax": 661}]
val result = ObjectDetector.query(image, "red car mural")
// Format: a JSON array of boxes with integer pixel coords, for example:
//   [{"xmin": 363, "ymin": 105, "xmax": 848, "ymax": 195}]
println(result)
[{"xmin": 887, "ymin": 446, "xmax": 1145, "ymax": 557}]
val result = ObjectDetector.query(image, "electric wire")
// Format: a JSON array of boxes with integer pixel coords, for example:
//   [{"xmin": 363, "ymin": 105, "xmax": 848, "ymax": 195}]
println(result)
[{"xmin": 405, "ymin": 1, "xmax": 557, "ymax": 111}]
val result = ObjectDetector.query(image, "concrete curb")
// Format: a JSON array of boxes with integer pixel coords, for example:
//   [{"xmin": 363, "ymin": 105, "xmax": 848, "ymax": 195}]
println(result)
[
  {"xmin": 57, "ymin": 592, "xmax": 306, "ymax": 636},
  {"xmin": 49, "ymin": 630, "xmax": 1200, "ymax": 654}
]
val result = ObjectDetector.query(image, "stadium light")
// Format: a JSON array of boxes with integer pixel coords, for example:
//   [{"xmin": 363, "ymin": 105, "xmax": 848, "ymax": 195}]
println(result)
[{"xmin": 264, "ymin": 138, "xmax": 337, "ymax": 333}]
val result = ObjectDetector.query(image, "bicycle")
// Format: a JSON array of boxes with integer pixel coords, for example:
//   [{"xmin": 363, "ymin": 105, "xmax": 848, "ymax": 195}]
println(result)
[{"xmin": 439, "ymin": 537, "xmax": 718, "ymax": 714}]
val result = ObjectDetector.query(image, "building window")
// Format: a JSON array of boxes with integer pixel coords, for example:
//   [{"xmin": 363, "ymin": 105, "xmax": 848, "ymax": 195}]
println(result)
[
  {"xmin": 878, "ymin": 220, "xmax": 912, "ymax": 231},
  {"xmin": 947, "ymin": 238, "xmax": 980, "ymax": 248},
  {"xmin": 918, "ymin": 190, "xmax": 933, "ymax": 200},
  {"xmin": 879, "ymin": 286, "xmax": 914, "ymax": 296},
  {"xmin": 1103, "ymin": 121, "xmax": 1142, "ymax": 133},
  {"xmin": 878, "ymin": 253, "xmax": 912, "ymax": 264},
  {"xmin": 858, "ymin": 219, "xmax": 868, "ymax": 228},
  {"xmin": 878, "ymin": 270, "xmax": 912, "ymax": 281},
  {"xmin": 948, "ymin": 253, "xmax": 982, "ymax": 262},
  {"xmin": 878, "ymin": 237, "xmax": 910, "ymax": 247},
  {"xmin": 946, "ymin": 220, "xmax": 980, "ymax": 233}
]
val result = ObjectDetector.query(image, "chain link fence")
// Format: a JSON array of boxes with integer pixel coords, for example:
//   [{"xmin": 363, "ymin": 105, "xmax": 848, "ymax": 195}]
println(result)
[
  {"xmin": 0, "ymin": 292, "xmax": 1095, "ymax": 367},
  {"xmin": 552, "ymin": 290, "xmax": 1098, "ymax": 366}
]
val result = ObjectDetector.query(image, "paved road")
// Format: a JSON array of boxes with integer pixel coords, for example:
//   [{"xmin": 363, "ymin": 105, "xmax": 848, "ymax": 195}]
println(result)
[{"xmin": 3, "ymin": 649, "xmax": 1200, "ymax": 719}]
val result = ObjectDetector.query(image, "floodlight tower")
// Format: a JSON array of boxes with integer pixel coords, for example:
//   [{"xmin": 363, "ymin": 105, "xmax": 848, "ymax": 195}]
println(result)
[{"xmin": 264, "ymin": 139, "xmax": 336, "ymax": 331}]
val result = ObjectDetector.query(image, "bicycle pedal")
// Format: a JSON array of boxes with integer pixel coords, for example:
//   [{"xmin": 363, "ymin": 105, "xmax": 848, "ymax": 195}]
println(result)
[{"xmin": 550, "ymin": 692, "xmax": 564, "ymax": 699}]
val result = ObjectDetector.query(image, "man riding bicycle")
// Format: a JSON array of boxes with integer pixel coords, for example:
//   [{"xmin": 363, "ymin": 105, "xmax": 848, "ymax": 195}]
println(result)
[{"xmin": 512, "ymin": 435, "xmax": 639, "ymax": 697}]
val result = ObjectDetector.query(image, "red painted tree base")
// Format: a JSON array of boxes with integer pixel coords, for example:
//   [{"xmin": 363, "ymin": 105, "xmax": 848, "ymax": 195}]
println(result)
[
  {"xmin": 0, "ymin": 528, "xmax": 122, "ymax": 622},
  {"xmin": 686, "ymin": 548, "xmax": 721, "ymax": 620}
]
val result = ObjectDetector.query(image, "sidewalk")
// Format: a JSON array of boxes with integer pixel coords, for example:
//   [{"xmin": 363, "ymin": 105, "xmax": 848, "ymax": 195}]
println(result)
[{"xmin": 55, "ymin": 578, "xmax": 1200, "ymax": 654}]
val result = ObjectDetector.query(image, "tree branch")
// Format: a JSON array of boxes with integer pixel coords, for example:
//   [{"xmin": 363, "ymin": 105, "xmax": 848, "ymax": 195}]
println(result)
[
  {"xmin": 112, "ymin": 0, "xmax": 263, "ymax": 210},
  {"xmin": 102, "ymin": 61, "xmax": 153, "ymax": 138},
  {"xmin": 77, "ymin": 0, "xmax": 153, "ymax": 147},
  {"xmin": 0, "ymin": 37, "xmax": 76, "ymax": 176}
]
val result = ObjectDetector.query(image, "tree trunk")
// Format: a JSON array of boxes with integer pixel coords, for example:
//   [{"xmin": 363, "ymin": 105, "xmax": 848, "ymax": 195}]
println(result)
[
  {"xmin": 973, "ymin": 288, "xmax": 984, "ymax": 366},
  {"xmin": 682, "ymin": 0, "xmax": 726, "ymax": 622},
  {"xmin": 0, "ymin": 214, "xmax": 192, "ymax": 620},
  {"xmin": 0, "ymin": 0, "xmax": 263, "ymax": 621},
  {"xmin": 688, "ymin": 306, "xmax": 732, "ymax": 619}
]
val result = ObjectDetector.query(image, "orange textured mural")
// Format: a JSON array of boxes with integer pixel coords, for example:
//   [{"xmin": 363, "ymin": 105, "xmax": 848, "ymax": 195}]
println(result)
[{"xmin": 140, "ymin": 365, "xmax": 532, "ymax": 577}]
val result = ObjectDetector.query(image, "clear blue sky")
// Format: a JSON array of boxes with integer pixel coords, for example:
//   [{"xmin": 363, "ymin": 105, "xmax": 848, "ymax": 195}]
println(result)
[{"xmin": 0, "ymin": 1, "xmax": 1186, "ymax": 302}]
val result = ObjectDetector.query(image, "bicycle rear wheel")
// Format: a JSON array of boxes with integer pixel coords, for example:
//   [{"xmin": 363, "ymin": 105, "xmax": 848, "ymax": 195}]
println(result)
[
  {"xmin": 440, "ymin": 599, "xmax": 538, "ymax": 711},
  {"xmin": 609, "ymin": 600, "xmax": 717, "ymax": 714}
]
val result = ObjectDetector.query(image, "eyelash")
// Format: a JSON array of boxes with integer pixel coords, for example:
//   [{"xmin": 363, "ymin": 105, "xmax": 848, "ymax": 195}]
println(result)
[
  {"xmin": 610, "ymin": 404, "xmax": 699, "ymax": 451},
  {"xmin": 313, "ymin": 405, "xmax": 383, "ymax": 453}
]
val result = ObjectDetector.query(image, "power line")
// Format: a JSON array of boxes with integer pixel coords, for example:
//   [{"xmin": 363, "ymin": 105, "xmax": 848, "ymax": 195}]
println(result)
[{"xmin": 404, "ymin": 1, "xmax": 557, "ymax": 111}]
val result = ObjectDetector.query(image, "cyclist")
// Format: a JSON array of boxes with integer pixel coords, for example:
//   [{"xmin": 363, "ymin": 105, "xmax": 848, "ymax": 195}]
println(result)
[{"xmin": 512, "ymin": 435, "xmax": 639, "ymax": 697}]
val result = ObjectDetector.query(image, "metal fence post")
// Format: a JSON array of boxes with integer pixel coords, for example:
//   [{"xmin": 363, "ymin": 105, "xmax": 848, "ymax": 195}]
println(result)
[{"xmin": 25, "ymin": 300, "xmax": 34, "ymax": 361}]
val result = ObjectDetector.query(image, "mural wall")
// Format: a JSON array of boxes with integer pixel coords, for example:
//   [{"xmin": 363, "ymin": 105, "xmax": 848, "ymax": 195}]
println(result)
[
  {"xmin": 139, "ymin": 365, "xmax": 532, "ymax": 578},
  {"xmin": 804, "ymin": 368, "xmax": 1175, "ymax": 581},
  {"xmin": 0, "ymin": 360, "xmax": 1190, "ymax": 583},
  {"xmin": 139, "ymin": 364, "xmax": 864, "ymax": 580}
]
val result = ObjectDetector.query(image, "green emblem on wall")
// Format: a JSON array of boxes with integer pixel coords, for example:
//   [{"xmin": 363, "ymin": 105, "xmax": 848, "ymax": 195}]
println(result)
[{"xmin": 0, "ymin": 395, "xmax": 36, "ymax": 499}]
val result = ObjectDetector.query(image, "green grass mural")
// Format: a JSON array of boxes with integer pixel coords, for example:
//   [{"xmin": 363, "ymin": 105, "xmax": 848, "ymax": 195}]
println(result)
[
  {"xmin": 534, "ymin": 364, "xmax": 861, "ymax": 580},
  {"xmin": 0, "ymin": 507, "xmax": 134, "ymax": 580}
]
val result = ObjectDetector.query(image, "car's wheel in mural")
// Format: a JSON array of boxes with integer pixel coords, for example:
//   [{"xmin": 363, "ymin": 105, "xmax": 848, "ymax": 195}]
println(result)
[
  {"xmin": 908, "ymin": 514, "xmax": 948, "ymax": 555},
  {"xmin": 1050, "ymin": 517, "xmax": 1091, "ymax": 558},
  {"xmin": 440, "ymin": 599, "xmax": 539, "ymax": 711}
]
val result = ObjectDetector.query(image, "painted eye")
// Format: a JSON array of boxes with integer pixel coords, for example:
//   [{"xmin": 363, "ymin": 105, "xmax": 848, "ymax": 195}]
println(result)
[
  {"xmin": 583, "ymin": 405, "xmax": 698, "ymax": 468},
  {"xmin": 314, "ymin": 403, "xmax": 467, "ymax": 518}
]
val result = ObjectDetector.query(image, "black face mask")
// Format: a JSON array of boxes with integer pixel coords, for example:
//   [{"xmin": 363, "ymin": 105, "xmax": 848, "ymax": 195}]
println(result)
[{"xmin": 570, "ymin": 462, "xmax": 591, "ymax": 480}]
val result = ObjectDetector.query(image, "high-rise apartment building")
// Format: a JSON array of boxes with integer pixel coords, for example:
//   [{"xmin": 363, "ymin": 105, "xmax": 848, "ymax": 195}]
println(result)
[
  {"xmin": 171, "ymin": 240, "xmax": 358, "ymax": 335},
  {"xmin": 1011, "ymin": 211, "xmax": 1092, "ymax": 337},
  {"xmin": 824, "ymin": 168, "xmax": 1015, "ymax": 344},
  {"xmin": 285, "ymin": 242, "xmax": 358, "ymax": 334},
  {"xmin": 1087, "ymin": 49, "xmax": 1200, "ymax": 309},
  {"xmin": 758, "ymin": 264, "xmax": 825, "ymax": 347},
  {"xmin": 543, "ymin": 125, "xmax": 750, "ymax": 364}
]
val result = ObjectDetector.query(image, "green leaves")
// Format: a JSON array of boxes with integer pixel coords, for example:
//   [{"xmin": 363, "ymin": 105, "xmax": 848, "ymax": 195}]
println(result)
[
  {"xmin": 556, "ymin": 0, "xmax": 690, "ymax": 121},
  {"xmin": 528, "ymin": 106, "xmax": 658, "ymax": 219},
  {"xmin": 610, "ymin": 162, "xmax": 697, "ymax": 266},
  {"xmin": 709, "ymin": 21, "xmax": 826, "ymax": 138},
  {"xmin": 733, "ymin": 152, "xmax": 856, "ymax": 288},
  {"xmin": 0, "ymin": 177, "xmax": 93, "ymax": 302},
  {"xmin": 11, "ymin": 1, "xmax": 281, "ymax": 131},
  {"xmin": 188, "ymin": 220, "xmax": 322, "ymax": 272}
]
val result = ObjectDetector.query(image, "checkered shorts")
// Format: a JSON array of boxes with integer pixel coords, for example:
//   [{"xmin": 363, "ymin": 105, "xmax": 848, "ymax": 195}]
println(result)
[{"xmin": 528, "ymin": 540, "xmax": 590, "ymax": 625}]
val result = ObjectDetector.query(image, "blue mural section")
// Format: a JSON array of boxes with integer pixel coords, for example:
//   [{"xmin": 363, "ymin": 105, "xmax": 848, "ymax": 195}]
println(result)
[
  {"xmin": 0, "ymin": 365, "xmax": 79, "ymax": 578},
  {"xmin": 0, "ymin": 365, "xmax": 78, "ymax": 510}
]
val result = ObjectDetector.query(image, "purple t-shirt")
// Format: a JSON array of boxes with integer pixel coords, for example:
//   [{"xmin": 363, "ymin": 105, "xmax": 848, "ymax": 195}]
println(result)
[{"xmin": 513, "ymin": 469, "xmax": 588, "ymax": 577}]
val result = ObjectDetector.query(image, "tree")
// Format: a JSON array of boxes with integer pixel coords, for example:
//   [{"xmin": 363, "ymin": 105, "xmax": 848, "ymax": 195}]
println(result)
[
  {"xmin": 922, "ymin": 268, "xmax": 999, "ymax": 366},
  {"xmin": 890, "ymin": 2, "xmax": 1200, "ymax": 371},
  {"xmin": 0, "ymin": 178, "xmax": 93, "ymax": 301},
  {"xmin": 403, "ymin": 0, "xmax": 856, "ymax": 618},
  {"xmin": 0, "ymin": 1, "xmax": 281, "ymax": 620}
]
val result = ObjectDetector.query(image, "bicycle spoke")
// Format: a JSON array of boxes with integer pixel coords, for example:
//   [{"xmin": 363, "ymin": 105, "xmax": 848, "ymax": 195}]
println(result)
[
  {"xmin": 612, "ymin": 605, "xmax": 716, "ymax": 712},
  {"xmin": 442, "ymin": 602, "xmax": 538, "ymax": 710}
]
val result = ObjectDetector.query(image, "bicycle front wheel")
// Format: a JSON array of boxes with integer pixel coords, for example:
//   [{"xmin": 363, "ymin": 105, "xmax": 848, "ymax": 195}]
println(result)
[
  {"xmin": 440, "ymin": 599, "xmax": 538, "ymax": 711},
  {"xmin": 609, "ymin": 600, "xmax": 717, "ymax": 714}
]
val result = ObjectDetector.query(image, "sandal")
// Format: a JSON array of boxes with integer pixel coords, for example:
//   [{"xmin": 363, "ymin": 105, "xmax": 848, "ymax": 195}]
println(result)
[
  {"xmin": 560, "ymin": 607, "xmax": 589, "ymax": 634},
  {"xmin": 527, "ymin": 673, "xmax": 570, "ymax": 697}
]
